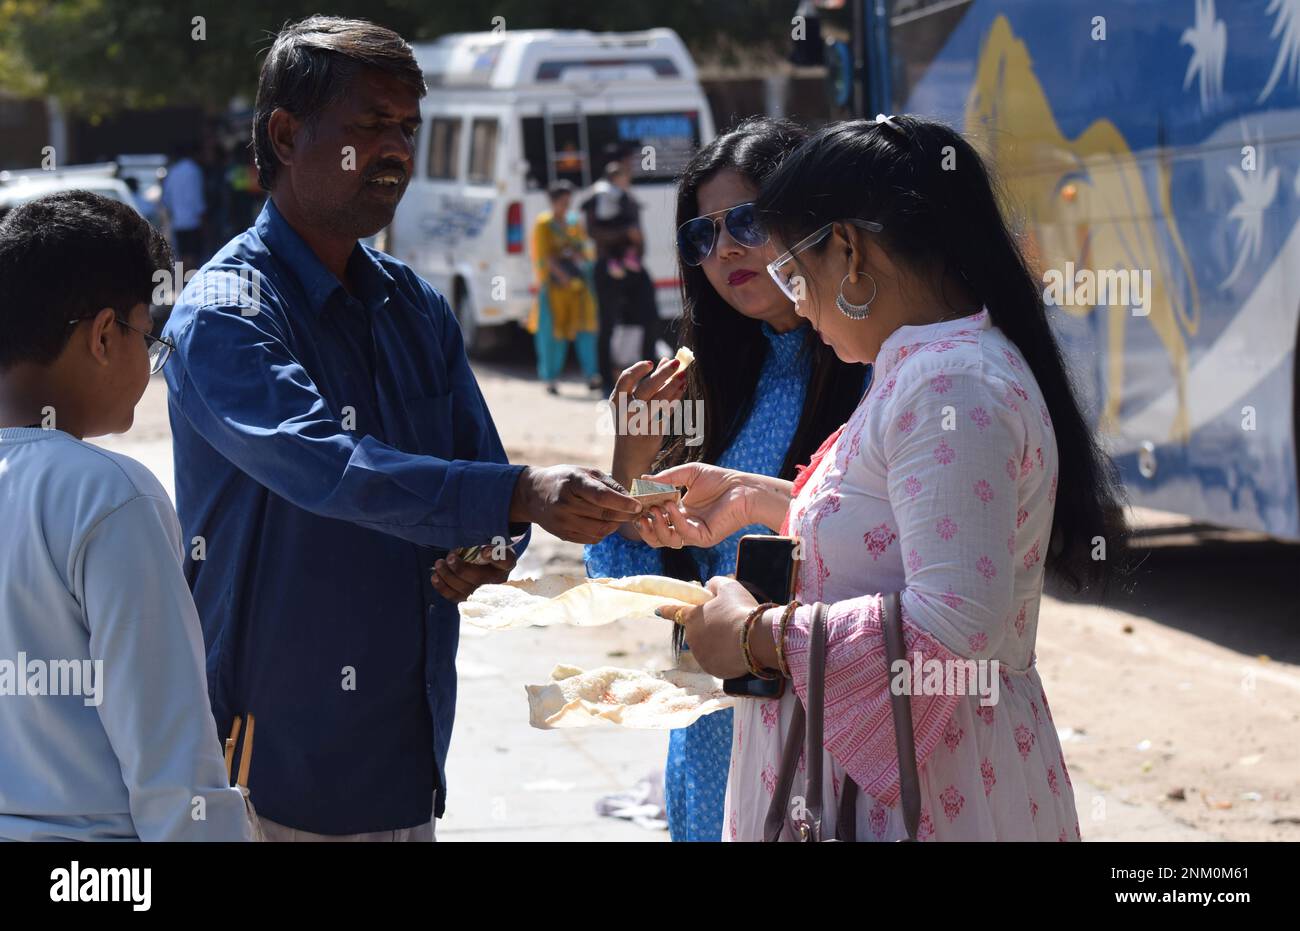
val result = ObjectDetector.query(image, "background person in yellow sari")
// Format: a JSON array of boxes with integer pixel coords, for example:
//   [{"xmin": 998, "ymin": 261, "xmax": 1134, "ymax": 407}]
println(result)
[{"xmin": 527, "ymin": 181, "xmax": 601, "ymax": 395}]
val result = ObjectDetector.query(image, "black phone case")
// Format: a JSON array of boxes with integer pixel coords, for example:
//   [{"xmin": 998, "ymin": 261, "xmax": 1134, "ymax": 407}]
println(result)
[{"xmin": 723, "ymin": 537, "xmax": 796, "ymax": 699}]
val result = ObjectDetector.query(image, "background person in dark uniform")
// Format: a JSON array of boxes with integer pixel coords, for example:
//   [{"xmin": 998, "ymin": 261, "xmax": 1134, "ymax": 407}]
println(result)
[{"xmin": 583, "ymin": 145, "xmax": 660, "ymax": 393}]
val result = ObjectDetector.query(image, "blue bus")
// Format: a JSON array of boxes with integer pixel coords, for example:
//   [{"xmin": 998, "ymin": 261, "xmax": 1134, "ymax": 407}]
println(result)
[{"xmin": 827, "ymin": 0, "xmax": 1300, "ymax": 540}]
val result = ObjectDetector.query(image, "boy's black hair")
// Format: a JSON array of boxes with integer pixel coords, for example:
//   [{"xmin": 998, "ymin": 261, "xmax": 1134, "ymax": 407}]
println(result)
[{"xmin": 0, "ymin": 190, "xmax": 171, "ymax": 369}]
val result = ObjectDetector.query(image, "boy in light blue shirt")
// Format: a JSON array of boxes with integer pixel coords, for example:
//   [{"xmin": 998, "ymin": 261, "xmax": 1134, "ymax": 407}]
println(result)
[{"xmin": 0, "ymin": 191, "xmax": 250, "ymax": 841}]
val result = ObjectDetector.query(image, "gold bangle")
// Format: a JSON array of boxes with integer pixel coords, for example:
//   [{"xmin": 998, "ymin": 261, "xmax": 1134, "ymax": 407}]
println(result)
[
  {"xmin": 775, "ymin": 600, "xmax": 800, "ymax": 679},
  {"xmin": 741, "ymin": 602, "xmax": 779, "ymax": 679}
]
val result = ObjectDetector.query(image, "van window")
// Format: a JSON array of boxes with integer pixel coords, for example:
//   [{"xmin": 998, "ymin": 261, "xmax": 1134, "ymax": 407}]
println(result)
[
  {"xmin": 427, "ymin": 118, "xmax": 462, "ymax": 180},
  {"xmin": 467, "ymin": 118, "xmax": 500, "ymax": 184},
  {"xmin": 521, "ymin": 110, "xmax": 700, "ymax": 189},
  {"xmin": 535, "ymin": 58, "xmax": 680, "ymax": 81},
  {"xmin": 521, "ymin": 117, "xmax": 587, "ymax": 189}
]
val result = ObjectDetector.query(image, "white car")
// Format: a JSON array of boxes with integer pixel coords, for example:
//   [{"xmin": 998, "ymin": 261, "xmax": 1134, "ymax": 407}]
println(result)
[
  {"xmin": 0, "ymin": 163, "xmax": 137, "ymax": 222},
  {"xmin": 1, "ymin": 163, "xmax": 168, "ymax": 329}
]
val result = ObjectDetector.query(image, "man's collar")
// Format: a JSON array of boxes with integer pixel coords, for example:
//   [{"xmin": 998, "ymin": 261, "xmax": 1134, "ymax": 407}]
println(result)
[{"xmin": 255, "ymin": 199, "xmax": 395, "ymax": 315}]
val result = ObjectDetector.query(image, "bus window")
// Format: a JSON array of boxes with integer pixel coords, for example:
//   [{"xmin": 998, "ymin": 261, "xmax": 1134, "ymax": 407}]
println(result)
[
  {"xmin": 585, "ymin": 111, "xmax": 701, "ymax": 184},
  {"xmin": 427, "ymin": 118, "xmax": 462, "ymax": 180},
  {"xmin": 468, "ymin": 118, "xmax": 500, "ymax": 184}
]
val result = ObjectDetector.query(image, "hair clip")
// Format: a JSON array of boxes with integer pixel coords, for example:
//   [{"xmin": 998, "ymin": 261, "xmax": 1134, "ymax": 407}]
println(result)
[{"xmin": 872, "ymin": 113, "xmax": 907, "ymax": 138}]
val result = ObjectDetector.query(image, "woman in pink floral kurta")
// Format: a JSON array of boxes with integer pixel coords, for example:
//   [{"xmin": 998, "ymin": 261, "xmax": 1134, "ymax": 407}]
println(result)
[
  {"xmin": 736, "ymin": 307, "xmax": 1074, "ymax": 840},
  {"xmin": 639, "ymin": 116, "xmax": 1125, "ymax": 841}
]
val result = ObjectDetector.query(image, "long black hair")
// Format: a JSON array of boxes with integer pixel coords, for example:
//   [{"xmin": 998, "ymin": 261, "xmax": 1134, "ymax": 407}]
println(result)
[
  {"xmin": 756, "ymin": 116, "xmax": 1127, "ymax": 594},
  {"xmin": 656, "ymin": 118, "xmax": 869, "ymax": 650}
]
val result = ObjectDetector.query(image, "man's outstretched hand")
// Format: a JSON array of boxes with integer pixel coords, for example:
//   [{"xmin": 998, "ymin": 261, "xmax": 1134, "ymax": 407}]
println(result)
[{"xmin": 509, "ymin": 465, "xmax": 644, "ymax": 545}]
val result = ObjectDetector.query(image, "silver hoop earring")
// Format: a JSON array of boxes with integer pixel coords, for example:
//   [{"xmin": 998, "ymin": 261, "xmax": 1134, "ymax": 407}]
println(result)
[{"xmin": 836, "ymin": 272, "xmax": 876, "ymax": 320}]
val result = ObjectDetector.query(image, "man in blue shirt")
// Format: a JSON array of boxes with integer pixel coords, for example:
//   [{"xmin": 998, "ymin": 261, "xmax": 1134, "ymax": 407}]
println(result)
[
  {"xmin": 161, "ymin": 141, "xmax": 206, "ymax": 271},
  {"xmin": 163, "ymin": 16, "xmax": 642, "ymax": 840}
]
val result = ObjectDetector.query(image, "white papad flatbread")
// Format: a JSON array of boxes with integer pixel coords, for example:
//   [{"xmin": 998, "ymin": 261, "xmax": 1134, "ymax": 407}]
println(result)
[
  {"xmin": 460, "ymin": 574, "xmax": 710, "ymax": 630},
  {"xmin": 526, "ymin": 663, "xmax": 733, "ymax": 729}
]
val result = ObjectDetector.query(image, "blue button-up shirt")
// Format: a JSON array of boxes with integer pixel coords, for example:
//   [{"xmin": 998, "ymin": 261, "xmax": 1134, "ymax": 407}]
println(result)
[{"xmin": 163, "ymin": 200, "xmax": 529, "ymax": 834}]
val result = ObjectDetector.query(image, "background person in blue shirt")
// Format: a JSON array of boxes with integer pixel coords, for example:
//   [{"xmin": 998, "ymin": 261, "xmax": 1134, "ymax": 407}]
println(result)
[
  {"xmin": 162, "ymin": 16, "xmax": 642, "ymax": 841},
  {"xmin": 160, "ymin": 141, "xmax": 207, "ymax": 272}
]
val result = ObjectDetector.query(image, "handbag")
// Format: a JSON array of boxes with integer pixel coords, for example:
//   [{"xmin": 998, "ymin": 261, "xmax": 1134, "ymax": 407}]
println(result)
[{"xmin": 763, "ymin": 593, "xmax": 921, "ymax": 842}]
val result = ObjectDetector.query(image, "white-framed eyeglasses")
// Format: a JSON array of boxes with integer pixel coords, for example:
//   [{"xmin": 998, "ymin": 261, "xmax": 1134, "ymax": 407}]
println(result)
[{"xmin": 765, "ymin": 218, "xmax": 884, "ymax": 303}]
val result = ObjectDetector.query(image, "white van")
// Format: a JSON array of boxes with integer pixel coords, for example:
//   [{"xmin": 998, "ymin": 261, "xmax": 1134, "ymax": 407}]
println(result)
[{"xmin": 391, "ymin": 29, "xmax": 716, "ymax": 354}]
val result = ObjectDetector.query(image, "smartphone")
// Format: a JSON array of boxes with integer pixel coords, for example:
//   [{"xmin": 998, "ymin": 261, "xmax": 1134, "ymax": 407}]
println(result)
[{"xmin": 723, "ymin": 534, "xmax": 799, "ymax": 699}]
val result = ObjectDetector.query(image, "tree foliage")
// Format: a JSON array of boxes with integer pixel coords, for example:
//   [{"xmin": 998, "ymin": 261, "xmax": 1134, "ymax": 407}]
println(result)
[{"xmin": 0, "ymin": 0, "xmax": 797, "ymax": 116}]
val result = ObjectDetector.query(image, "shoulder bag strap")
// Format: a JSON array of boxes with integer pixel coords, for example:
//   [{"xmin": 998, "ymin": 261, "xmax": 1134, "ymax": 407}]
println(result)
[
  {"xmin": 762, "ymin": 698, "xmax": 805, "ymax": 842},
  {"xmin": 763, "ymin": 602, "xmax": 829, "ymax": 842},
  {"xmin": 880, "ymin": 592, "xmax": 921, "ymax": 840},
  {"xmin": 802, "ymin": 601, "xmax": 828, "ymax": 842}
]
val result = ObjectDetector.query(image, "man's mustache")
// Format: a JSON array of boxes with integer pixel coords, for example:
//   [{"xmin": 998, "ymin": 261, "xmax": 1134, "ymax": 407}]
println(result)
[{"xmin": 363, "ymin": 161, "xmax": 409, "ymax": 182}]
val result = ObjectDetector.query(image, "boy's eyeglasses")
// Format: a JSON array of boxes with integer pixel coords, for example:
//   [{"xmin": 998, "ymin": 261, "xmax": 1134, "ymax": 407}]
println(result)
[
  {"xmin": 66, "ymin": 315, "xmax": 175, "ymax": 374},
  {"xmin": 765, "ymin": 218, "xmax": 884, "ymax": 303},
  {"xmin": 676, "ymin": 202, "xmax": 768, "ymax": 266}
]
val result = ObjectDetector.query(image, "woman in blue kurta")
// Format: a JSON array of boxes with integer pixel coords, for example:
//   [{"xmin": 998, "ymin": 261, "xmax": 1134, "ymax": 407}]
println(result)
[{"xmin": 585, "ymin": 119, "xmax": 869, "ymax": 841}]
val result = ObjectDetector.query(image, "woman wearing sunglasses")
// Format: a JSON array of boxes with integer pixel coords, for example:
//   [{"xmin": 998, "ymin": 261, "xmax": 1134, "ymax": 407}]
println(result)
[
  {"xmin": 584, "ymin": 118, "xmax": 868, "ymax": 842},
  {"xmin": 642, "ymin": 116, "xmax": 1127, "ymax": 840}
]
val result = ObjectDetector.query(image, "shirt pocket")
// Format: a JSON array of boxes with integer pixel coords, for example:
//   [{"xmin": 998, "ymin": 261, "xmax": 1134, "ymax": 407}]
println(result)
[{"xmin": 402, "ymin": 391, "xmax": 456, "ymax": 461}]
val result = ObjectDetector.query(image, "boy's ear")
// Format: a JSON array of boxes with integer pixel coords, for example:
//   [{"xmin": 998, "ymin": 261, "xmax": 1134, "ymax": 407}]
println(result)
[{"xmin": 86, "ymin": 307, "xmax": 118, "ymax": 365}]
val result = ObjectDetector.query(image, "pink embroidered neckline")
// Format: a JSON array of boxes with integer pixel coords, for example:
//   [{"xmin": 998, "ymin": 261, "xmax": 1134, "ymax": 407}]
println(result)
[{"xmin": 780, "ymin": 423, "xmax": 846, "ymax": 535}]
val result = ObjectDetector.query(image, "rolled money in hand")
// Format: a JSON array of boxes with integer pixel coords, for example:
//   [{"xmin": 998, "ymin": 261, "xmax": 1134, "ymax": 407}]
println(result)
[{"xmin": 630, "ymin": 477, "xmax": 682, "ymax": 508}]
